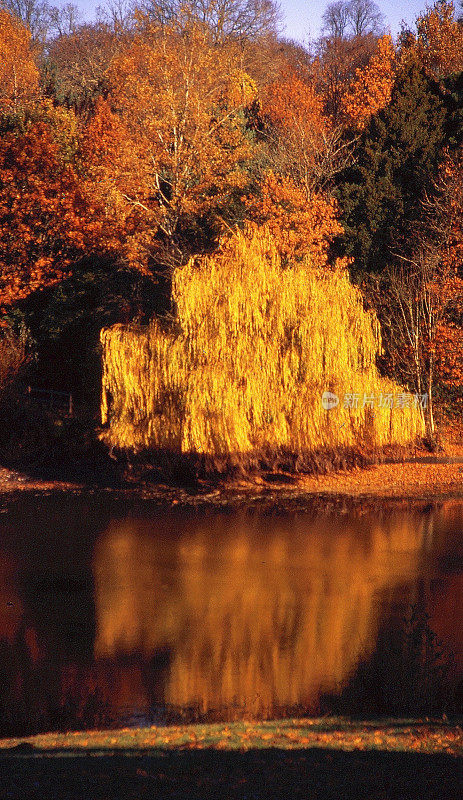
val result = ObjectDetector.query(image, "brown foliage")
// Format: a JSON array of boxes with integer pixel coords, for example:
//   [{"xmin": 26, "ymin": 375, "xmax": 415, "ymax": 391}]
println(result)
[
  {"xmin": 313, "ymin": 32, "xmax": 379, "ymax": 120},
  {"xmin": 44, "ymin": 22, "xmax": 123, "ymax": 112}
]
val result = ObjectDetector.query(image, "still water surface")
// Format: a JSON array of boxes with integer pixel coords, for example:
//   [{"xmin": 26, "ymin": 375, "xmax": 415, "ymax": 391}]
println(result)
[{"xmin": 0, "ymin": 494, "xmax": 462, "ymax": 732}]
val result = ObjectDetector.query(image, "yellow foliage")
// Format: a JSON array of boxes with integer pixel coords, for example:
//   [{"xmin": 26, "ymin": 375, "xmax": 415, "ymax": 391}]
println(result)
[
  {"xmin": 225, "ymin": 69, "xmax": 258, "ymax": 109},
  {"xmin": 0, "ymin": 10, "xmax": 39, "ymax": 113},
  {"xmin": 36, "ymin": 99, "xmax": 79, "ymax": 163},
  {"xmin": 101, "ymin": 226, "xmax": 424, "ymax": 462}
]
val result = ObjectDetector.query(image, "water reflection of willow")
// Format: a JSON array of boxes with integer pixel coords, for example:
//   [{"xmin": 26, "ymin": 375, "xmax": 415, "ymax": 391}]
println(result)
[{"xmin": 93, "ymin": 513, "xmax": 429, "ymax": 715}]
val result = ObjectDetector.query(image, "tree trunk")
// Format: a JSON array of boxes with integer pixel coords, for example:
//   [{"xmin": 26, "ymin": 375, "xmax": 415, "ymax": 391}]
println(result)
[{"xmin": 426, "ymin": 358, "xmax": 435, "ymax": 441}]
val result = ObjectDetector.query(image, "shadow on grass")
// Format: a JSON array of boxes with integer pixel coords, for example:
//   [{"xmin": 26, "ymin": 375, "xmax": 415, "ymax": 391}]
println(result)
[{"xmin": 0, "ymin": 746, "xmax": 461, "ymax": 799}]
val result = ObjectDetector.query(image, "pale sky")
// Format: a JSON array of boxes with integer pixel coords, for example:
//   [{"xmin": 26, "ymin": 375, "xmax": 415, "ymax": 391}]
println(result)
[
  {"xmin": 282, "ymin": 0, "xmax": 434, "ymax": 43},
  {"xmin": 73, "ymin": 0, "xmax": 439, "ymax": 42}
]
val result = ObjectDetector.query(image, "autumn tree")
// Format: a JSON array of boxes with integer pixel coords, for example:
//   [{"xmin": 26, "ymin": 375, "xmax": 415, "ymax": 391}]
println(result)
[
  {"xmin": 139, "ymin": 0, "xmax": 281, "ymax": 43},
  {"xmin": 263, "ymin": 69, "xmax": 331, "ymax": 192},
  {"xmin": 135, "ymin": 0, "xmax": 285, "ymax": 97},
  {"xmin": 43, "ymin": 21, "xmax": 121, "ymax": 112},
  {"xmin": 0, "ymin": 9, "xmax": 39, "ymax": 113},
  {"xmin": 243, "ymin": 171, "xmax": 348, "ymax": 267},
  {"xmin": 0, "ymin": 105, "xmax": 104, "ymax": 308},
  {"xmin": 315, "ymin": 0, "xmax": 387, "ymax": 119},
  {"xmin": 313, "ymin": 31, "xmax": 380, "ymax": 119},
  {"xmin": 430, "ymin": 148, "xmax": 463, "ymax": 394},
  {"xmin": 378, "ymin": 257, "xmax": 461, "ymax": 439},
  {"xmin": 321, "ymin": 0, "xmax": 350, "ymax": 38},
  {"xmin": 340, "ymin": 34, "xmax": 396, "ymax": 130},
  {"xmin": 82, "ymin": 96, "xmax": 159, "ymax": 273},
  {"xmin": 243, "ymin": 61, "xmax": 354, "ymax": 267},
  {"xmin": 399, "ymin": 0, "xmax": 463, "ymax": 80},
  {"xmin": 260, "ymin": 65, "xmax": 356, "ymax": 200},
  {"xmin": 0, "ymin": 0, "xmax": 51, "ymax": 43},
  {"xmin": 86, "ymin": 18, "xmax": 256, "ymax": 268},
  {"xmin": 47, "ymin": 2, "xmax": 81, "ymax": 37},
  {"xmin": 95, "ymin": 0, "xmax": 135, "ymax": 31}
]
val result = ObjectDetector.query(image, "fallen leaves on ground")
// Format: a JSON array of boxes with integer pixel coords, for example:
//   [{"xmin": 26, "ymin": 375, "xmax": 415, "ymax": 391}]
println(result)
[{"xmin": 0, "ymin": 718, "xmax": 462, "ymax": 757}]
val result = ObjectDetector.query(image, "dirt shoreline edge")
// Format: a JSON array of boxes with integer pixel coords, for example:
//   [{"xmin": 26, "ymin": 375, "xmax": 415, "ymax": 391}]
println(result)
[{"xmin": 0, "ymin": 459, "xmax": 463, "ymax": 510}]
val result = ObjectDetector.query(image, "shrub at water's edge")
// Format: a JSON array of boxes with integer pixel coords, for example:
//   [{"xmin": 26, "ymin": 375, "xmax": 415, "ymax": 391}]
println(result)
[{"xmin": 100, "ymin": 226, "xmax": 424, "ymax": 471}]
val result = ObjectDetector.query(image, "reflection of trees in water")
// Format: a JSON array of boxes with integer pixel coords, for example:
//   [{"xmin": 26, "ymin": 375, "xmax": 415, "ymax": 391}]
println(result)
[
  {"xmin": 426, "ymin": 501, "xmax": 463, "ymax": 673},
  {"xmin": 93, "ymin": 511, "xmax": 430, "ymax": 716},
  {"xmin": 0, "ymin": 620, "xmax": 112, "ymax": 736},
  {"xmin": 323, "ymin": 599, "xmax": 460, "ymax": 717},
  {"xmin": 0, "ymin": 548, "xmax": 111, "ymax": 735},
  {"xmin": 0, "ymin": 503, "xmax": 461, "ymax": 731}
]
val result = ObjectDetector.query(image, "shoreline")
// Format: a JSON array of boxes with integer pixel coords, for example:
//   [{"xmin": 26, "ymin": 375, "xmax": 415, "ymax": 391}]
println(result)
[
  {"xmin": 1, "ymin": 421, "xmax": 462, "ymax": 508},
  {"xmin": 1, "ymin": 455, "xmax": 463, "ymax": 509}
]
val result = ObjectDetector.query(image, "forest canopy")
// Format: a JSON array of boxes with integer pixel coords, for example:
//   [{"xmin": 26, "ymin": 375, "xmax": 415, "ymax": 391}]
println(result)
[{"xmin": 0, "ymin": 0, "xmax": 461, "ymax": 461}]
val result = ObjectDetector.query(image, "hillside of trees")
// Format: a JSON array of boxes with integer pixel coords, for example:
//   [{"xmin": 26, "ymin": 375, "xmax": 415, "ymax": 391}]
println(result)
[{"xmin": 0, "ymin": 0, "xmax": 462, "ymax": 471}]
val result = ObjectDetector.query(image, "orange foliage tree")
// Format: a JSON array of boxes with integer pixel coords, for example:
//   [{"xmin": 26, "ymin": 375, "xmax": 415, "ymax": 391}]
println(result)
[
  {"xmin": 81, "ymin": 97, "xmax": 157, "ymax": 273},
  {"xmin": 262, "ymin": 68, "xmax": 351, "ymax": 192},
  {"xmin": 313, "ymin": 32, "xmax": 379, "ymax": 120},
  {"xmin": 0, "ymin": 9, "xmax": 39, "ymax": 114},
  {"xmin": 341, "ymin": 34, "xmax": 396, "ymax": 129},
  {"xmin": 244, "ymin": 172, "xmax": 348, "ymax": 267},
  {"xmin": 432, "ymin": 149, "xmax": 463, "ymax": 389},
  {"xmin": 86, "ymin": 18, "xmax": 255, "ymax": 267},
  {"xmin": 246, "ymin": 69, "xmax": 351, "ymax": 268},
  {"xmin": 263, "ymin": 70, "xmax": 328, "ymax": 192},
  {"xmin": 0, "ymin": 114, "xmax": 102, "ymax": 308},
  {"xmin": 400, "ymin": 0, "xmax": 463, "ymax": 79}
]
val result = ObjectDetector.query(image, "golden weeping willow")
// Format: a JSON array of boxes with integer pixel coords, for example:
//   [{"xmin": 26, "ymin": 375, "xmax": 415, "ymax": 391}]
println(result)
[{"xmin": 100, "ymin": 226, "xmax": 424, "ymax": 461}]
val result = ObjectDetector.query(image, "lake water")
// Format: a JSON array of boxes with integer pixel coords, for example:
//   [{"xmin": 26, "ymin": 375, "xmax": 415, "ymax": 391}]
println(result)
[{"xmin": 0, "ymin": 494, "xmax": 462, "ymax": 734}]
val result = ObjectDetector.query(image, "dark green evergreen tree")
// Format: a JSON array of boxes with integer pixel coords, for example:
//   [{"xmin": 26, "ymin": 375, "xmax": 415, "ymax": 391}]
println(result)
[
  {"xmin": 335, "ymin": 59, "xmax": 448, "ymax": 276},
  {"xmin": 443, "ymin": 70, "xmax": 463, "ymax": 148}
]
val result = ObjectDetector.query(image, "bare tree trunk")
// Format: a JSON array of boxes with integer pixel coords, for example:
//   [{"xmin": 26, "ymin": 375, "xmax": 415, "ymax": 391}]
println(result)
[
  {"xmin": 413, "ymin": 329, "xmax": 422, "ymax": 398},
  {"xmin": 426, "ymin": 357, "xmax": 435, "ymax": 440}
]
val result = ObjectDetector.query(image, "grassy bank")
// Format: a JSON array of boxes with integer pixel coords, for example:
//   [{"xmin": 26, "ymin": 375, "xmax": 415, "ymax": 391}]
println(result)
[
  {"xmin": 1, "ymin": 717, "xmax": 462, "ymax": 756},
  {"xmin": 0, "ymin": 718, "xmax": 461, "ymax": 799}
]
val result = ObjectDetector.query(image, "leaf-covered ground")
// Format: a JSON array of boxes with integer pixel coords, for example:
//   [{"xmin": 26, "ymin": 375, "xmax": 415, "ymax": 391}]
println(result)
[{"xmin": 0, "ymin": 718, "xmax": 462, "ymax": 799}]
